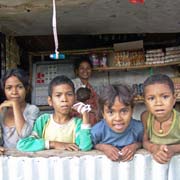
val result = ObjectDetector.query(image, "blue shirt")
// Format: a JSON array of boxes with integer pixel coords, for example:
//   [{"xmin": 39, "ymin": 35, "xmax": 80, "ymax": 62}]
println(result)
[{"xmin": 91, "ymin": 118, "xmax": 144, "ymax": 149}]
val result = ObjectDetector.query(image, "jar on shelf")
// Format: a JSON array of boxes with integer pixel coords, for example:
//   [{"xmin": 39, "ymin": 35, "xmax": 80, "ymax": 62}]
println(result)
[
  {"xmin": 100, "ymin": 53, "xmax": 108, "ymax": 67},
  {"xmin": 89, "ymin": 53, "xmax": 99, "ymax": 68}
]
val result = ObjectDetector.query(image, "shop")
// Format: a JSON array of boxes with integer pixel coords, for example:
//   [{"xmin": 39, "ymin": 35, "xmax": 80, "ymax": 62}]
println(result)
[{"xmin": 0, "ymin": 1, "xmax": 180, "ymax": 180}]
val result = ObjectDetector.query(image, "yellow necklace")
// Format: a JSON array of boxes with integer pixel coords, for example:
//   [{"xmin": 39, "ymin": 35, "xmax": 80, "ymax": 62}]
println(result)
[
  {"xmin": 157, "ymin": 113, "xmax": 173, "ymax": 134},
  {"xmin": 159, "ymin": 122, "xmax": 164, "ymax": 134}
]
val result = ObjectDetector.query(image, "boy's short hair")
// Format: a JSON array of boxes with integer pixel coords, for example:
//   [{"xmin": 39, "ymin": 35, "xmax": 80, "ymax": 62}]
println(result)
[
  {"xmin": 76, "ymin": 87, "xmax": 91, "ymax": 102},
  {"xmin": 98, "ymin": 84, "xmax": 134, "ymax": 116},
  {"xmin": 48, "ymin": 75, "xmax": 75, "ymax": 96},
  {"xmin": 143, "ymin": 74, "xmax": 175, "ymax": 95}
]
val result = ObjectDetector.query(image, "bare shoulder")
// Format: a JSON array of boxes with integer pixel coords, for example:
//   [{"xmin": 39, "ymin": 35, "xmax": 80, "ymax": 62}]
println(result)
[{"xmin": 140, "ymin": 110, "xmax": 149, "ymax": 123}]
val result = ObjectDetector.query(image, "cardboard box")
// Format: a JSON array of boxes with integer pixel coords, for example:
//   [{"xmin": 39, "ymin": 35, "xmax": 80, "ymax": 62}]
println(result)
[{"xmin": 113, "ymin": 40, "xmax": 144, "ymax": 51}]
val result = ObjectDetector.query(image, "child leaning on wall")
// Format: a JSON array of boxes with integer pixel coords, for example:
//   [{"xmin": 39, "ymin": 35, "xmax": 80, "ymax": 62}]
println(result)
[
  {"xmin": 141, "ymin": 74, "xmax": 180, "ymax": 164},
  {"xmin": 91, "ymin": 84, "xmax": 144, "ymax": 161},
  {"xmin": 17, "ymin": 75, "xmax": 92, "ymax": 152},
  {"xmin": 0, "ymin": 68, "xmax": 40, "ymax": 153}
]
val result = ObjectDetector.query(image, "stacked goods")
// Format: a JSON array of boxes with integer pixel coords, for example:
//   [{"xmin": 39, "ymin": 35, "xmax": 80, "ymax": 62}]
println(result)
[
  {"xmin": 172, "ymin": 77, "xmax": 180, "ymax": 100},
  {"xmin": 132, "ymin": 83, "xmax": 144, "ymax": 102},
  {"xmin": 89, "ymin": 52, "xmax": 108, "ymax": 68},
  {"xmin": 113, "ymin": 50, "xmax": 145, "ymax": 67},
  {"xmin": 145, "ymin": 46, "xmax": 180, "ymax": 65},
  {"xmin": 145, "ymin": 49, "xmax": 165, "ymax": 65},
  {"xmin": 165, "ymin": 46, "xmax": 180, "ymax": 63}
]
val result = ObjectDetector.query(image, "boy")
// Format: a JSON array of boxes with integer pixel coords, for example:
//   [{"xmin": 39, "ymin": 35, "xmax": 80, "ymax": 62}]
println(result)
[
  {"xmin": 142, "ymin": 74, "xmax": 180, "ymax": 164},
  {"xmin": 91, "ymin": 84, "xmax": 143, "ymax": 161},
  {"xmin": 17, "ymin": 75, "xmax": 92, "ymax": 152}
]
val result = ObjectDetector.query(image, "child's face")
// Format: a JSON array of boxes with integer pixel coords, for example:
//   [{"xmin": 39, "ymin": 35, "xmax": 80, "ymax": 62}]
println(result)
[
  {"xmin": 48, "ymin": 84, "xmax": 75, "ymax": 115},
  {"xmin": 102, "ymin": 96, "xmax": 133, "ymax": 133},
  {"xmin": 4, "ymin": 76, "xmax": 26, "ymax": 103},
  {"xmin": 144, "ymin": 83, "xmax": 176, "ymax": 121}
]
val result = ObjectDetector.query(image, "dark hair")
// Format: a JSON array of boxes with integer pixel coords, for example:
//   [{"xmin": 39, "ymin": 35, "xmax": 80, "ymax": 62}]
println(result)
[
  {"xmin": 74, "ymin": 57, "xmax": 93, "ymax": 72},
  {"xmin": 143, "ymin": 74, "xmax": 175, "ymax": 95},
  {"xmin": 76, "ymin": 87, "xmax": 91, "ymax": 102},
  {"xmin": 48, "ymin": 75, "xmax": 75, "ymax": 97},
  {"xmin": 98, "ymin": 84, "xmax": 134, "ymax": 117},
  {"xmin": 1, "ymin": 68, "xmax": 30, "ymax": 91}
]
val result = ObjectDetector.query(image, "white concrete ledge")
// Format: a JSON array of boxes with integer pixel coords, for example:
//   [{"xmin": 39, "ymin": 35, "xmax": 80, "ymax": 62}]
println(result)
[{"xmin": 0, "ymin": 149, "xmax": 180, "ymax": 180}]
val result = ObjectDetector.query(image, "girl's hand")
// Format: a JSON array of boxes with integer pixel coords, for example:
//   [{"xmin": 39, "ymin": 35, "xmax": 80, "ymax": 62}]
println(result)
[
  {"xmin": 0, "ymin": 100, "xmax": 18, "ymax": 111},
  {"xmin": 120, "ymin": 143, "xmax": 137, "ymax": 162},
  {"xmin": 153, "ymin": 145, "xmax": 174, "ymax": 164},
  {"xmin": 0, "ymin": 146, "xmax": 5, "ymax": 155},
  {"xmin": 0, "ymin": 100, "xmax": 13, "ymax": 111}
]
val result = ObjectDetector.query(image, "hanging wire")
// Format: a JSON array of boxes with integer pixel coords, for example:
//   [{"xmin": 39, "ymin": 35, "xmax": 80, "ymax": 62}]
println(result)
[
  {"xmin": 50, "ymin": 0, "xmax": 65, "ymax": 60},
  {"xmin": 52, "ymin": 0, "xmax": 59, "ymax": 54}
]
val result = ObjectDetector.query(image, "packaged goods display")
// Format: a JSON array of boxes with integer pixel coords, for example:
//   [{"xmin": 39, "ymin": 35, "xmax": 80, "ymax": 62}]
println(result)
[
  {"xmin": 132, "ymin": 83, "xmax": 144, "ymax": 102},
  {"xmin": 88, "ymin": 44, "xmax": 179, "ymax": 69},
  {"xmin": 172, "ymin": 77, "xmax": 180, "ymax": 100},
  {"xmin": 89, "ymin": 52, "xmax": 108, "ymax": 68},
  {"xmin": 112, "ymin": 50, "xmax": 145, "ymax": 67},
  {"xmin": 145, "ymin": 49, "xmax": 165, "ymax": 65},
  {"xmin": 145, "ymin": 46, "xmax": 180, "ymax": 65}
]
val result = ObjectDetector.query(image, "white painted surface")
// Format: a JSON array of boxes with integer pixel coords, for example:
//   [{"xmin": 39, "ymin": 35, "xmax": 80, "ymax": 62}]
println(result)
[
  {"xmin": 0, "ymin": 150, "xmax": 180, "ymax": 180},
  {"xmin": 0, "ymin": 0, "xmax": 180, "ymax": 35}
]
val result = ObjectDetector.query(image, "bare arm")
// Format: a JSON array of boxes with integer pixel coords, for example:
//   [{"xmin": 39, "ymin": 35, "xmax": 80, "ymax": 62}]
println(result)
[
  {"xmin": 141, "ymin": 111, "xmax": 158, "ymax": 153},
  {"xmin": 0, "ymin": 100, "xmax": 26, "ymax": 135},
  {"xmin": 0, "ymin": 146, "xmax": 5, "ymax": 155},
  {"xmin": 12, "ymin": 101, "xmax": 26, "ymax": 134},
  {"xmin": 49, "ymin": 141, "xmax": 79, "ymax": 151}
]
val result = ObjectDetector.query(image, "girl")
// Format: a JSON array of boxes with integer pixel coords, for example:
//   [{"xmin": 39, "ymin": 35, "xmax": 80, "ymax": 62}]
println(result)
[
  {"xmin": 91, "ymin": 84, "xmax": 143, "ymax": 161},
  {"xmin": 0, "ymin": 68, "xmax": 39, "ymax": 150},
  {"xmin": 142, "ymin": 74, "xmax": 180, "ymax": 164},
  {"xmin": 17, "ymin": 75, "xmax": 92, "ymax": 152}
]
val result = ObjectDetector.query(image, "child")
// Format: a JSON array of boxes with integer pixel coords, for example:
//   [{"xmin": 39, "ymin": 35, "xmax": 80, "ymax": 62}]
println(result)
[
  {"xmin": 0, "ymin": 68, "xmax": 40, "ymax": 150},
  {"xmin": 142, "ymin": 74, "xmax": 180, "ymax": 164},
  {"xmin": 76, "ymin": 87, "xmax": 91, "ymax": 103},
  {"xmin": 91, "ymin": 84, "xmax": 143, "ymax": 161},
  {"xmin": 17, "ymin": 75, "xmax": 92, "ymax": 152}
]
